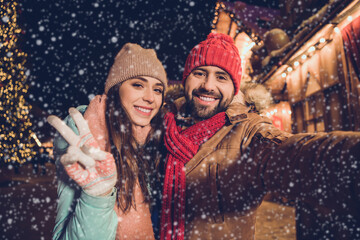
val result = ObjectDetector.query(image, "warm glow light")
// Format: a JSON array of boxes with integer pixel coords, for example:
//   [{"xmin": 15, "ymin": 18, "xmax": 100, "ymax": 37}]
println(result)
[
  {"xmin": 282, "ymin": 109, "xmax": 286, "ymax": 114},
  {"xmin": 282, "ymin": 72, "xmax": 287, "ymax": 78},
  {"xmin": 294, "ymin": 61, "xmax": 299, "ymax": 67},
  {"xmin": 308, "ymin": 46, "xmax": 316, "ymax": 52},
  {"xmin": 242, "ymin": 41, "xmax": 255, "ymax": 56},
  {"xmin": 347, "ymin": 16, "xmax": 353, "ymax": 21},
  {"xmin": 288, "ymin": 110, "xmax": 292, "ymax": 114},
  {"xmin": 334, "ymin": 27, "xmax": 340, "ymax": 33},
  {"xmin": 301, "ymin": 54, "xmax": 307, "ymax": 60},
  {"xmin": 0, "ymin": 1, "xmax": 35, "ymax": 164},
  {"xmin": 274, "ymin": 109, "xmax": 277, "ymax": 113},
  {"xmin": 287, "ymin": 67, "xmax": 293, "ymax": 72},
  {"xmin": 31, "ymin": 133, "xmax": 42, "ymax": 147},
  {"xmin": 270, "ymin": 111, "xmax": 274, "ymax": 115},
  {"xmin": 319, "ymin": 38, "xmax": 326, "ymax": 43}
]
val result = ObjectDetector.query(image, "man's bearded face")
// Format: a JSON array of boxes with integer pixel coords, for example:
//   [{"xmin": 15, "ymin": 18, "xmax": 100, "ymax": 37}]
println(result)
[{"xmin": 184, "ymin": 66, "xmax": 234, "ymax": 121}]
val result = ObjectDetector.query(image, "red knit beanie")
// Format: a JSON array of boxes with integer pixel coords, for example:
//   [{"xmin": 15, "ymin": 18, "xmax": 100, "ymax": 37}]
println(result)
[{"xmin": 182, "ymin": 32, "xmax": 242, "ymax": 95}]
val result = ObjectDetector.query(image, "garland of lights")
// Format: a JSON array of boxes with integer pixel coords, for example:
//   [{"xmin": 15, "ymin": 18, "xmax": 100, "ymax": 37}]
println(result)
[
  {"xmin": 0, "ymin": 0, "xmax": 35, "ymax": 164},
  {"xmin": 279, "ymin": 29, "xmax": 334, "ymax": 79},
  {"xmin": 211, "ymin": 1, "xmax": 262, "ymax": 44}
]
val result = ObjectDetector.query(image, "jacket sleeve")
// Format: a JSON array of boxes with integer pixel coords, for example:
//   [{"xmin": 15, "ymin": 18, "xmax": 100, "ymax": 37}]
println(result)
[
  {"xmin": 52, "ymin": 106, "xmax": 118, "ymax": 240},
  {"xmin": 244, "ymin": 119, "xmax": 360, "ymax": 206}
]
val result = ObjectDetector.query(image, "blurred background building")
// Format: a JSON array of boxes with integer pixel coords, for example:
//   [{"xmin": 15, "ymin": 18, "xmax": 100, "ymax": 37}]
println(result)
[
  {"xmin": 211, "ymin": 1, "xmax": 360, "ymax": 238},
  {"xmin": 213, "ymin": 0, "xmax": 360, "ymax": 135},
  {"xmin": 1, "ymin": 1, "xmax": 360, "ymax": 239}
]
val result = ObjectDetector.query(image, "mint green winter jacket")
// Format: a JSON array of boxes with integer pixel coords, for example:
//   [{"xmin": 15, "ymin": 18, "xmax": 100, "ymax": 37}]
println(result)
[{"xmin": 52, "ymin": 106, "xmax": 118, "ymax": 240}]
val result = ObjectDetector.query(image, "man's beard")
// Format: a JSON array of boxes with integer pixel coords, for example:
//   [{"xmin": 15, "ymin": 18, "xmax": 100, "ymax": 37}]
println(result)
[{"xmin": 186, "ymin": 88, "xmax": 232, "ymax": 121}]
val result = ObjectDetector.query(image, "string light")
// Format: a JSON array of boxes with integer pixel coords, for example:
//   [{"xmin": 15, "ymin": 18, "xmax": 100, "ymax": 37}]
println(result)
[
  {"xmin": 308, "ymin": 46, "xmax": 316, "ymax": 52},
  {"xmin": 0, "ymin": 1, "xmax": 35, "ymax": 164},
  {"xmin": 278, "ymin": 35, "xmax": 332, "ymax": 79},
  {"xmin": 211, "ymin": 1, "xmax": 261, "ymax": 44}
]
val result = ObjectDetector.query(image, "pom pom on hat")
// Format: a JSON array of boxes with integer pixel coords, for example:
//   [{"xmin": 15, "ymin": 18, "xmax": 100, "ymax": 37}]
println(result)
[{"xmin": 182, "ymin": 32, "xmax": 242, "ymax": 95}]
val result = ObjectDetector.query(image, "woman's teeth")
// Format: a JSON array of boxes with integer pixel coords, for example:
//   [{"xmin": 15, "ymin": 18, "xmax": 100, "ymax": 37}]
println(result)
[{"xmin": 135, "ymin": 106, "xmax": 151, "ymax": 113}]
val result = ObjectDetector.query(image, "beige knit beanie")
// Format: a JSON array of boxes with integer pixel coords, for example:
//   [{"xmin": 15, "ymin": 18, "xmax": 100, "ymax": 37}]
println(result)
[{"xmin": 104, "ymin": 43, "xmax": 167, "ymax": 94}]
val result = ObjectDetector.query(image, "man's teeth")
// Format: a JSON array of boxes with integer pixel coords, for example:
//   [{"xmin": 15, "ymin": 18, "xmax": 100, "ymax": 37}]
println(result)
[
  {"xmin": 199, "ymin": 96, "xmax": 215, "ymax": 102},
  {"xmin": 135, "ymin": 106, "xmax": 151, "ymax": 113}
]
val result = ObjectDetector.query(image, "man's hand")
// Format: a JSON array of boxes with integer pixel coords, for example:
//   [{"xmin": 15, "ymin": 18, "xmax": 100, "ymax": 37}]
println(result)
[{"xmin": 48, "ymin": 107, "xmax": 117, "ymax": 196}]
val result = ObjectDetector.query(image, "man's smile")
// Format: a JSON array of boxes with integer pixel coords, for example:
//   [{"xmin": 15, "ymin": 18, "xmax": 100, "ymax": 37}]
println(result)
[{"xmin": 194, "ymin": 94, "xmax": 219, "ymax": 105}]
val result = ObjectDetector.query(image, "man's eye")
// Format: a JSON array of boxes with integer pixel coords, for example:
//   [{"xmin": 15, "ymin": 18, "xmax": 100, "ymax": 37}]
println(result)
[
  {"xmin": 193, "ymin": 71, "xmax": 205, "ymax": 77},
  {"xmin": 217, "ymin": 75, "xmax": 228, "ymax": 81}
]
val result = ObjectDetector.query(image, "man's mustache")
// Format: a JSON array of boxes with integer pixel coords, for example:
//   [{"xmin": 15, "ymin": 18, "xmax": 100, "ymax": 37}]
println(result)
[{"xmin": 192, "ymin": 88, "xmax": 222, "ymax": 99}]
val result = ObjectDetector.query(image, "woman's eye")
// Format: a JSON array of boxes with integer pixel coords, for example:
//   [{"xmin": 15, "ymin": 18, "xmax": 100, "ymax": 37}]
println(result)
[
  {"xmin": 154, "ymin": 88, "xmax": 163, "ymax": 94},
  {"xmin": 132, "ymin": 83, "xmax": 143, "ymax": 88}
]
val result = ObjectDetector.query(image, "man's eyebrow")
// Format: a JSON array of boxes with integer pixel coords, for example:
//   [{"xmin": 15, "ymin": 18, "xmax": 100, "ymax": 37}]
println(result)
[
  {"xmin": 194, "ymin": 67, "xmax": 207, "ymax": 71},
  {"xmin": 213, "ymin": 70, "xmax": 231, "ymax": 78},
  {"xmin": 216, "ymin": 71, "xmax": 229, "ymax": 76},
  {"xmin": 195, "ymin": 67, "xmax": 229, "ymax": 76}
]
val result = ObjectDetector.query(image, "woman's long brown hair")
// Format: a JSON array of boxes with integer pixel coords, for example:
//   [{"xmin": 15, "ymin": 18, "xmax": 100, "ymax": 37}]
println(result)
[{"xmin": 106, "ymin": 83, "xmax": 165, "ymax": 213}]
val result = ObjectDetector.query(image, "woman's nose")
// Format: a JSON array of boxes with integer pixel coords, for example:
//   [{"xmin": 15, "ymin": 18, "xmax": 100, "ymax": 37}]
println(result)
[{"xmin": 143, "ymin": 88, "xmax": 154, "ymax": 103}]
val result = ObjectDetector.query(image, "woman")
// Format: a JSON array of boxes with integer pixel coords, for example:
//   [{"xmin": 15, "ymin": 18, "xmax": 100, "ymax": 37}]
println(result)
[{"xmin": 48, "ymin": 43, "xmax": 167, "ymax": 240}]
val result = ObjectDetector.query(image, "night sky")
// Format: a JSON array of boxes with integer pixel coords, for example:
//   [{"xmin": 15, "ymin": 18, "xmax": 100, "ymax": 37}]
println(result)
[
  {"xmin": 19, "ymin": 0, "xmax": 279, "ymax": 140},
  {"xmin": 20, "ymin": 0, "xmax": 216, "ymax": 117}
]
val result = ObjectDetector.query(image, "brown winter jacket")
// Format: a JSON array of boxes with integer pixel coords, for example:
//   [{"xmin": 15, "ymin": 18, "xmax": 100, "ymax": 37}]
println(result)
[{"xmin": 169, "ymin": 97, "xmax": 360, "ymax": 240}]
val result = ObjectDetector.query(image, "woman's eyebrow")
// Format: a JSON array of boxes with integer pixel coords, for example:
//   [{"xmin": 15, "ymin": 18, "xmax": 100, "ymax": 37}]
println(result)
[
  {"xmin": 154, "ymin": 83, "xmax": 164, "ymax": 87},
  {"xmin": 136, "ymin": 77, "xmax": 148, "ymax": 82}
]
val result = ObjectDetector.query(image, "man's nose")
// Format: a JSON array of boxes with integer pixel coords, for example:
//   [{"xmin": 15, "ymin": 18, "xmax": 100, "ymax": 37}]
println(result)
[{"xmin": 202, "ymin": 74, "xmax": 217, "ymax": 92}]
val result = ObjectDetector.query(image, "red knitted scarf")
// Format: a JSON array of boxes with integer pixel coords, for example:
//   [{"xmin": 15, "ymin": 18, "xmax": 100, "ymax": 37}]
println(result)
[{"xmin": 160, "ymin": 111, "xmax": 226, "ymax": 240}]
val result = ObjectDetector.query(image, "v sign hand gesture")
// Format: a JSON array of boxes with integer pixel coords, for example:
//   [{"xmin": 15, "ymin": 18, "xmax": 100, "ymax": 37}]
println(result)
[{"xmin": 48, "ymin": 107, "xmax": 117, "ymax": 196}]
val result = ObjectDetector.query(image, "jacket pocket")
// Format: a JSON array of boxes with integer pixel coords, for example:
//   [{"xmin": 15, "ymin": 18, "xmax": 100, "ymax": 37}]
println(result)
[{"xmin": 208, "ymin": 162, "xmax": 224, "ymax": 223}]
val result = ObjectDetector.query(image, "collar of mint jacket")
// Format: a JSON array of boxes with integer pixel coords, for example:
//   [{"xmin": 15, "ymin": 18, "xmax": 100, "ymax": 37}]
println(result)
[{"xmin": 52, "ymin": 105, "xmax": 118, "ymax": 240}]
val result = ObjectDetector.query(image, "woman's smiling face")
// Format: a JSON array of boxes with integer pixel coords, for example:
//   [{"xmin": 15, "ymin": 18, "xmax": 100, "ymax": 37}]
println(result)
[{"xmin": 119, "ymin": 76, "xmax": 164, "ymax": 127}]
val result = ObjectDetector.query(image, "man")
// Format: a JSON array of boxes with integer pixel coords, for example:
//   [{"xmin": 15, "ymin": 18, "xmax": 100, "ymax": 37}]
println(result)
[
  {"xmin": 160, "ymin": 33, "xmax": 360, "ymax": 240},
  {"xmin": 50, "ymin": 34, "xmax": 360, "ymax": 240}
]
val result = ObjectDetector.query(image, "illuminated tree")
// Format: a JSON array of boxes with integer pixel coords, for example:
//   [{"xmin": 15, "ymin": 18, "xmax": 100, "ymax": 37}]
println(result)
[{"xmin": 0, "ymin": 0, "xmax": 35, "ymax": 164}]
